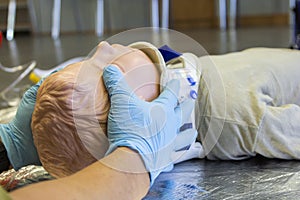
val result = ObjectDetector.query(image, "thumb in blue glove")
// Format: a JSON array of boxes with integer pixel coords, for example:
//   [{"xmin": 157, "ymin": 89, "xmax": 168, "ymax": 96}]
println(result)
[{"xmin": 102, "ymin": 65, "xmax": 197, "ymax": 186}]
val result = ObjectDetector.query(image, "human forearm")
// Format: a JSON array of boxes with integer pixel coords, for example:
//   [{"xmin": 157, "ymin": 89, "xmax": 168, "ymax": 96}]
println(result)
[{"xmin": 10, "ymin": 147, "xmax": 150, "ymax": 200}]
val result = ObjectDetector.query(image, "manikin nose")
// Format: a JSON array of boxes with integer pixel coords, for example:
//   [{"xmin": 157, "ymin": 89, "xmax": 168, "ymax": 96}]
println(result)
[{"xmin": 98, "ymin": 41, "xmax": 114, "ymax": 52}]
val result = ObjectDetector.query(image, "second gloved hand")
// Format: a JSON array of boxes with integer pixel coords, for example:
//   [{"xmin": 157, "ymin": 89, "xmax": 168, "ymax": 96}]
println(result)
[
  {"xmin": 0, "ymin": 80, "xmax": 43, "ymax": 170},
  {"xmin": 103, "ymin": 65, "xmax": 197, "ymax": 186},
  {"xmin": 0, "ymin": 68, "xmax": 61, "ymax": 170}
]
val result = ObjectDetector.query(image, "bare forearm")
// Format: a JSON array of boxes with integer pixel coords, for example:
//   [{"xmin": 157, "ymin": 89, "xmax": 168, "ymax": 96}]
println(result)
[{"xmin": 10, "ymin": 147, "xmax": 150, "ymax": 200}]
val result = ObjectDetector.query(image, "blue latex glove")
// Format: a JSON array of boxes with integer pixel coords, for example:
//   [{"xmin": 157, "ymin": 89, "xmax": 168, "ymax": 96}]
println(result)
[
  {"xmin": 103, "ymin": 65, "xmax": 197, "ymax": 186},
  {"xmin": 0, "ymin": 79, "xmax": 44, "ymax": 170}
]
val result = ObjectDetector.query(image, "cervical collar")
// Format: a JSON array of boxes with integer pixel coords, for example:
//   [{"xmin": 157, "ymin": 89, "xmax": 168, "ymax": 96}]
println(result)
[{"xmin": 129, "ymin": 42, "xmax": 201, "ymax": 131}]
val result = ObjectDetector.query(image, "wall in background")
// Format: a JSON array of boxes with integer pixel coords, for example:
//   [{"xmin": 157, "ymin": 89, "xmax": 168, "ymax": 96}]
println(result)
[
  {"xmin": 239, "ymin": 0, "xmax": 289, "ymax": 15},
  {"xmin": 171, "ymin": 0, "xmax": 216, "ymax": 29},
  {"xmin": 237, "ymin": 0, "xmax": 290, "ymax": 26},
  {"xmin": 0, "ymin": 0, "xmax": 31, "ymax": 32},
  {"xmin": 0, "ymin": 0, "xmax": 150, "ymax": 34},
  {"xmin": 173, "ymin": 0, "xmax": 291, "ymax": 29},
  {"xmin": 0, "ymin": 0, "xmax": 293, "ymax": 35},
  {"xmin": 28, "ymin": 0, "xmax": 151, "ymax": 34}
]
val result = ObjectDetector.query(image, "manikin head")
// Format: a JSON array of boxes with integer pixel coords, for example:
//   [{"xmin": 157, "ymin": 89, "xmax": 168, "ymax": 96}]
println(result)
[{"xmin": 31, "ymin": 41, "xmax": 165, "ymax": 178}]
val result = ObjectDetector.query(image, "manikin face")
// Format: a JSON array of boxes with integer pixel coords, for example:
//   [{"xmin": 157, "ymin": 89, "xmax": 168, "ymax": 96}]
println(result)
[
  {"xmin": 32, "ymin": 42, "xmax": 161, "ymax": 178},
  {"xmin": 59, "ymin": 41, "xmax": 160, "ymax": 101}
]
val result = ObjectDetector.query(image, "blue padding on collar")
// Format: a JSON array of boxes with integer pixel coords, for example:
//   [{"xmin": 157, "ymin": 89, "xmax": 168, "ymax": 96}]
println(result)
[{"xmin": 158, "ymin": 45, "xmax": 182, "ymax": 63}]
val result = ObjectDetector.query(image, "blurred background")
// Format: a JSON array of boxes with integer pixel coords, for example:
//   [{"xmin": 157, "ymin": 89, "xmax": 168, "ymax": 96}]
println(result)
[
  {"xmin": 0, "ymin": 0, "xmax": 298, "ymax": 101},
  {"xmin": 0, "ymin": 0, "xmax": 297, "ymax": 66}
]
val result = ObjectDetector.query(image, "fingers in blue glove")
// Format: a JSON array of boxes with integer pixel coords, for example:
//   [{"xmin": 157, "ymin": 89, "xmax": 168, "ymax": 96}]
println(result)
[
  {"xmin": 155, "ymin": 79, "xmax": 180, "ymax": 108},
  {"xmin": 102, "ymin": 65, "xmax": 197, "ymax": 186}
]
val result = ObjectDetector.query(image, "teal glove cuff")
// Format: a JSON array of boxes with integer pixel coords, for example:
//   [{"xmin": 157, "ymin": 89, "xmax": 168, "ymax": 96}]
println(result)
[{"xmin": 0, "ymin": 123, "xmax": 40, "ymax": 169}]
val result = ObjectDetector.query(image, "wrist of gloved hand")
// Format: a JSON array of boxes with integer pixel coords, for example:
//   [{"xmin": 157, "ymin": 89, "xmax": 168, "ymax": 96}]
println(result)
[{"xmin": 103, "ymin": 65, "xmax": 197, "ymax": 186}]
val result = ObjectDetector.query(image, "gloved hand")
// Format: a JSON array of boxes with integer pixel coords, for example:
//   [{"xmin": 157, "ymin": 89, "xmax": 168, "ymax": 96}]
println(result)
[
  {"xmin": 0, "ymin": 63, "xmax": 63, "ymax": 170},
  {"xmin": 0, "ymin": 79, "xmax": 44, "ymax": 170},
  {"xmin": 103, "ymin": 65, "xmax": 198, "ymax": 186}
]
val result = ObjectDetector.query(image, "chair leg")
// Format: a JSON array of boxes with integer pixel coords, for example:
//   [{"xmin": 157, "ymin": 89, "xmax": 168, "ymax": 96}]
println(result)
[
  {"xmin": 27, "ymin": 0, "xmax": 39, "ymax": 33},
  {"xmin": 290, "ymin": 0, "xmax": 296, "ymax": 25},
  {"xmin": 7, "ymin": 0, "xmax": 17, "ymax": 41},
  {"xmin": 161, "ymin": 0, "xmax": 169, "ymax": 28},
  {"xmin": 52, "ymin": 0, "xmax": 61, "ymax": 39},
  {"xmin": 151, "ymin": 0, "xmax": 159, "ymax": 27},
  {"xmin": 218, "ymin": 0, "xmax": 227, "ymax": 30},
  {"xmin": 72, "ymin": 0, "xmax": 84, "ymax": 32},
  {"xmin": 288, "ymin": 0, "xmax": 296, "ymax": 45},
  {"xmin": 229, "ymin": 0, "xmax": 237, "ymax": 29},
  {"xmin": 96, "ymin": 0, "xmax": 104, "ymax": 37}
]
